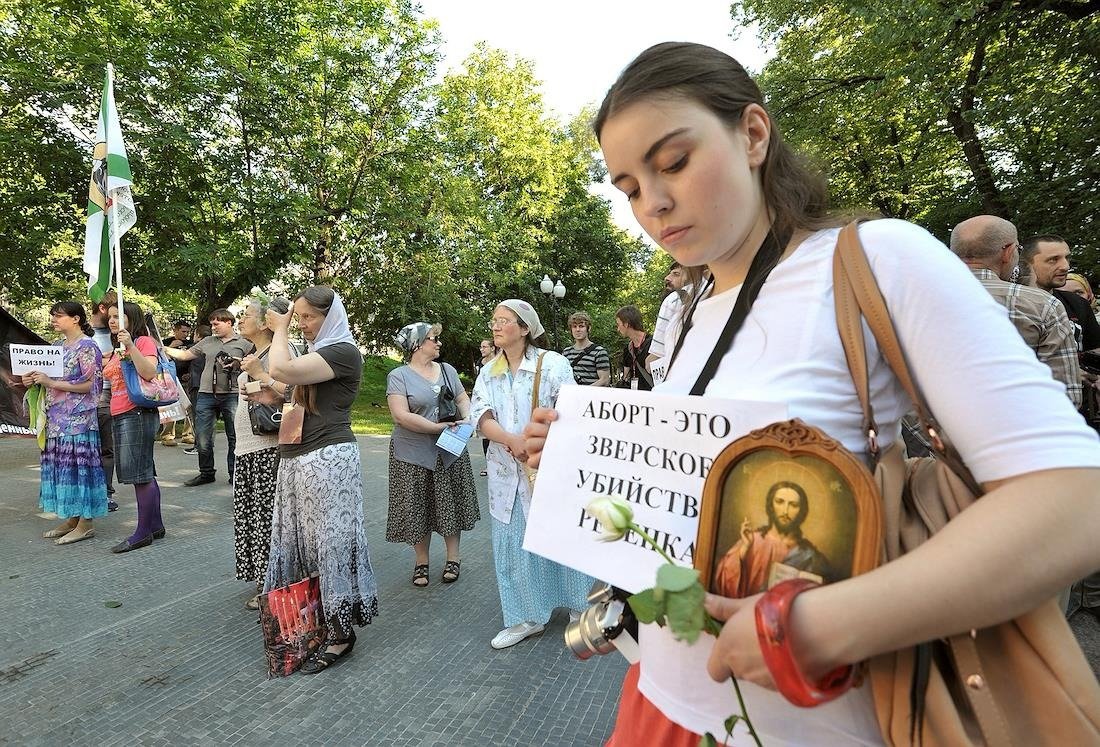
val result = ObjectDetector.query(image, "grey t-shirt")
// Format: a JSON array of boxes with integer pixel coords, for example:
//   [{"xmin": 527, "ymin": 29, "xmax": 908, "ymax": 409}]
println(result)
[
  {"xmin": 387, "ymin": 362, "xmax": 464, "ymax": 471},
  {"xmin": 190, "ymin": 334, "xmax": 254, "ymax": 393},
  {"xmin": 280, "ymin": 342, "xmax": 362, "ymax": 459}
]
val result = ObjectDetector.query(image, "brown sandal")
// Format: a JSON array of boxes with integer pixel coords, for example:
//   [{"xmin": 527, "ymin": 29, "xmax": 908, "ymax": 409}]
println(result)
[
  {"xmin": 412, "ymin": 563, "xmax": 429, "ymax": 587},
  {"xmin": 441, "ymin": 560, "xmax": 460, "ymax": 583}
]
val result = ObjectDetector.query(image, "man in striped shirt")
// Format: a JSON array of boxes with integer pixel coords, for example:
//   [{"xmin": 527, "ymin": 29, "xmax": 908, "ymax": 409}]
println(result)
[{"xmin": 562, "ymin": 312, "xmax": 610, "ymax": 386}]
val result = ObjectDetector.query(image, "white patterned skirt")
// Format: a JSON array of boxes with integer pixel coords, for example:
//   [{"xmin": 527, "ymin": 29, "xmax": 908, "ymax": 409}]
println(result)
[{"xmin": 264, "ymin": 442, "xmax": 379, "ymax": 641}]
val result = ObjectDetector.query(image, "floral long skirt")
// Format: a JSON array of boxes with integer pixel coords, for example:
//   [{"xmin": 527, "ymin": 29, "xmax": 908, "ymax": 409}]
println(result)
[
  {"xmin": 265, "ymin": 443, "xmax": 379, "ymax": 642},
  {"xmin": 233, "ymin": 447, "xmax": 279, "ymax": 585},
  {"xmin": 385, "ymin": 442, "xmax": 480, "ymax": 545}
]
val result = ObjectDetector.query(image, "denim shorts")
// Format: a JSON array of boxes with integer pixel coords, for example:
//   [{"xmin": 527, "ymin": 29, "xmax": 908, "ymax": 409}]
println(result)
[{"xmin": 111, "ymin": 408, "xmax": 159, "ymax": 484}]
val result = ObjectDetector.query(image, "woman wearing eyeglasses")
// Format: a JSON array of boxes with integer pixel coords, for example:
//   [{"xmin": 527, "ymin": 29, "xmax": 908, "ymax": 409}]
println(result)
[
  {"xmin": 471, "ymin": 300, "xmax": 594, "ymax": 649},
  {"xmin": 26, "ymin": 301, "xmax": 108, "ymax": 545},
  {"xmin": 386, "ymin": 322, "xmax": 480, "ymax": 587}
]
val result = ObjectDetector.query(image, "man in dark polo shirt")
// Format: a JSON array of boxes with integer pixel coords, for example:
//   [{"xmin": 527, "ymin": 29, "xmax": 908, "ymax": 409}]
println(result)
[
  {"xmin": 562, "ymin": 312, "xmax": 610, "ymax": 386},
  {"xmin": 163, "ymin": 308, "xmax": 253, "ymax": 485},
  {"xmin": 615, "ymin": 305, "xmax": 653, "ymax": 391}
]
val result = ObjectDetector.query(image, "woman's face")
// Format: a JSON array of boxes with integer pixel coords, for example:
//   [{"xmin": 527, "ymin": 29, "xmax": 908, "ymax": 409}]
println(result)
[
  {"xmin": 599, "ymin": 95, "xmax": 768, "ymax": 271},
  {"xmin": 107, "ymin": 307, "xmax": 121, "ymax": 333},
  {"xmin": 419, "ymin": 330, "xmax": 441, "ymax": 360},
  {"xmin": 1064, "ymin": 278, "xmax": 1091, "ymax": 302},
  {"xmin": 490, "ymin": 306, "xmax": 526, "ymax": 349},
  {"xmin": 238, "ymin": 304, "xmax": 264, "ymax": 338},
  {"xmin": 479, "ymin": 340, "xmax": 495, "ymax": 359},
  {"xmin": 293, "ymin": 298, "xmax": 326, "ymax": 342},
  {"xmin": 50, "ymin": 310, "xmax": 78, "ymax": 334}
]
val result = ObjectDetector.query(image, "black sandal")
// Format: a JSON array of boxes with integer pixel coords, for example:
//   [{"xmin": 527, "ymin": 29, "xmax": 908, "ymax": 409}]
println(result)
[
  {"xmin": 441, "ymin": 560, "xmax": 461, "ymax": 584},
  {"xmin": 412, "ymin": 563, "xmax": 429, "ymax": 588},
  {"xmin": 300, "ymin": 637, "xmax": 355, "ymax": 675}
]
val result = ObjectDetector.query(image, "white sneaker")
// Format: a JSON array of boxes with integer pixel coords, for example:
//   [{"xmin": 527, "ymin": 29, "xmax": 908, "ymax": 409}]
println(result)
[{"xmin": 490, "ymin": 621, "xmax": 544, "ymax": 650}]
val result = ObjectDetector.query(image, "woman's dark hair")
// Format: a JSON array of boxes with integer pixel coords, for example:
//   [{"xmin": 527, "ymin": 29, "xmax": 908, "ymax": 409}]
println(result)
[
  {"xmin": 594, "ymin": 42, "xmax": 837, "ymax": 293},
  {"xmin": 50, "ymin": 301, "xmax": 94, "ymax": 337},
  {"xmin": 109, "ymin": 302, "xmax": 149, "ymax": 346},
  {"xmin": 291, "ymin": 285, "xmax": 337, "ymax": 415}
]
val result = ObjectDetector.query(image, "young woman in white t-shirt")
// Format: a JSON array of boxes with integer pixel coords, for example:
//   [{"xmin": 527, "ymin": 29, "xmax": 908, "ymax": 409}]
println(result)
[{"xmin": 523, "ymin": 42, "xmax": 1100, "ymax": 745}]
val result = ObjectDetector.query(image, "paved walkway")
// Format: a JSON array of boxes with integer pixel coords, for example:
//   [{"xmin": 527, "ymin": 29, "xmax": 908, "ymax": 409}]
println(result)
[
  {"xmin": 0, "ymin": 436, "xmax": 626, "ymax": 746},
  {"xmin": 3, "ymin": 436, "xmax": 1099, "ymax": 746}
]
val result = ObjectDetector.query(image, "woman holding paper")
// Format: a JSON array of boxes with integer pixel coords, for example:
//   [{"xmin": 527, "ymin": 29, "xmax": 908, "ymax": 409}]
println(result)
[
  {"xmin": 471, "ymin": 299, "xmax": 593, "ymax": 650},
  {"xmin": 27, "ymin": 301, "xmax": 108, "ymax": 545},
  {"xmin": 521, "ymin": 42, "xmax": 1100, "ymax": 745},
  {"xmin": 385, "ymin": 321, "xmax": 479, "ymax": 587}
]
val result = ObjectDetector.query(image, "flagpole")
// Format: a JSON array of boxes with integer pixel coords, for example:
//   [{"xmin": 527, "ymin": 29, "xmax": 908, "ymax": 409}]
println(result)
[{"xmin": 106, "ymin": 62, "xmax": 126, "ymax": 333}]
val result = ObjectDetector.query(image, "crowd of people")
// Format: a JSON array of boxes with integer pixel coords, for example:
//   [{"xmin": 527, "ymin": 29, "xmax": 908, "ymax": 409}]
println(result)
[{"xmin": 18, "ymin": 39, "xmax": 1100, "ymax": 743}]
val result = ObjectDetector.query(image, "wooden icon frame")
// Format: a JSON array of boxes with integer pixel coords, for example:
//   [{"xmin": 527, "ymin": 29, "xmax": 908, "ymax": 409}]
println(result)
[{"xmin": 696, "ymin": 419, "xmax": 882, "ymax": 598}]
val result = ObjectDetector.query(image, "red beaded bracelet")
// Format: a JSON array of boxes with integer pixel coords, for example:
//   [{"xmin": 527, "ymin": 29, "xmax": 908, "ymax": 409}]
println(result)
[{"xmin": 755, "ymin": 578, "xmax": 856, "ymax": 707}]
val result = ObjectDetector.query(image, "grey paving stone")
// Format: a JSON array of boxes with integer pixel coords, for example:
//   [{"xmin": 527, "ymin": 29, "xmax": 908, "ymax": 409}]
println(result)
[{"xmin": 0, "ymin": 435, "xmax": 627, "ymax": 745}]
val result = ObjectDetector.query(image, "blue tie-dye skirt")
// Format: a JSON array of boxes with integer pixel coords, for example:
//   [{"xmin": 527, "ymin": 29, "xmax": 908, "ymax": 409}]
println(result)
[{"xmin": 39, "ymin": 431, "xmax": 108, "ymax": 519}]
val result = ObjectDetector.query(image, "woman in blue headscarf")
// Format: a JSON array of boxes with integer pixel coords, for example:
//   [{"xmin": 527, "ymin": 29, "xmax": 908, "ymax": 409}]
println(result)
[{"xmin": 263, "ymin": 286, "xmax": 379, "ymax": 675}]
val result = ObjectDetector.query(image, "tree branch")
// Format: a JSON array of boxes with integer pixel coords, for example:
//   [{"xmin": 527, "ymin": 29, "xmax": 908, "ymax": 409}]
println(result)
[
  {"xmin": 777, "ymin": 75, "xmax": 885, "ymax": 114},
  {"xmin": 1012, "ymin": 0, "xmax": 1100, "ymax": 20}
]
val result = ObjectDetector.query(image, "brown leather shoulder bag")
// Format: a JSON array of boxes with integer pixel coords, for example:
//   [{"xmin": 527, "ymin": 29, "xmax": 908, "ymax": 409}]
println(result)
[{"xmin": 833, "ymin": 221, "xmax": 1100, "ymax": 746}]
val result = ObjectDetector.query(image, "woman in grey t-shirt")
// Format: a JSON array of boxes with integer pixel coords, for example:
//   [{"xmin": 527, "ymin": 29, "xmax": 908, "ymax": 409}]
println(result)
[{"xmin": 386, "ymin": 322, "xmax": 480, "ymax": 588}]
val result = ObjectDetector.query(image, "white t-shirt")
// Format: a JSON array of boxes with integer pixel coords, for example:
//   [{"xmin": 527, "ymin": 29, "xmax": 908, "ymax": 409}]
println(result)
[
  {"xmin": 649, "ymin": 288, "xmax": 687, "ymax": 358},
  {"xmin": 234, "ymin": 343, "xmax": 297, "ymax": 456},
  {"xmin": 641, "ymin": 219, "xmax": 1100, "ymax": 744}
]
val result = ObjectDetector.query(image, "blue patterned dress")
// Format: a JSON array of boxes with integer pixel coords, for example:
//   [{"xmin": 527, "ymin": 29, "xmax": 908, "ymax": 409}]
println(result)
[
  {"xmin": 39, "ymin": 337, "xmax": 108, "ymax": 519},
  {"xmin": 471, "ymin": 347, "xmax": 595, "ymax": 627}
]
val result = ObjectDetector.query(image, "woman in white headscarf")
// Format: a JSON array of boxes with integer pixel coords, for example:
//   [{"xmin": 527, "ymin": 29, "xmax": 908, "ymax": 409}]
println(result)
[
  {"xmin": 386, "ymin": 321, "xmax": 480, "ymax": 587},
  {"xmin": 470, "ymin": 299, "xmax": 595, "ymax": 650},
  {"xmin": 263, "ymin": 286, "xmax": 379, "ymax": 675}
]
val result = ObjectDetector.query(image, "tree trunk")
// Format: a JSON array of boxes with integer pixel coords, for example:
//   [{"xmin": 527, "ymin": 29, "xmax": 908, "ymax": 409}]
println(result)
[{"xmin": 947, "ymin": 34, "xmax": 1011, "ymax": 218}]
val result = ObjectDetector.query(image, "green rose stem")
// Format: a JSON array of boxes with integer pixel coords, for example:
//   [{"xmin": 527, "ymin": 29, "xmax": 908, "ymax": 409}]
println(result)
[{"xmin": 625, "ymin": 522, "xmax": 763, "ymax": 747}]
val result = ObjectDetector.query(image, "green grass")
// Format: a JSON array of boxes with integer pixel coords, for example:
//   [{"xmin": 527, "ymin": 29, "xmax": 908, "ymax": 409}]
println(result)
[
  {"xmin": 350, "ymin": 354, "xmax": 474, "ymax": 435},
  {"xmin": 351, "ymin": 355, "xmax": 403, "ymax": 435}
]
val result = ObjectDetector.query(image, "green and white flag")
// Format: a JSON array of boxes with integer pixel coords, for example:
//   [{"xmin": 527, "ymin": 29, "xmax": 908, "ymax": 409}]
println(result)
[{"xmin": 83, "ymin": 64, "xmax": 136, "ymax": 303}]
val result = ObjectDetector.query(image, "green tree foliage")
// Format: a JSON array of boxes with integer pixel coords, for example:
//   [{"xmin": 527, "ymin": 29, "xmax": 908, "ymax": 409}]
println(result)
[
  {"xmin": 733, "ymin": 0, "xmax": 1100, "ymax": 266},
  {"xmin": 0, "ymin": 0, "xmax": 439, "ymax": 317},
  {"xmin": 339, "ymin": 47, "xmax": 645, "ymax": 367},
  {"xmin": 1, "ymin": 5, "xmax": 647, "ymax": 367}
]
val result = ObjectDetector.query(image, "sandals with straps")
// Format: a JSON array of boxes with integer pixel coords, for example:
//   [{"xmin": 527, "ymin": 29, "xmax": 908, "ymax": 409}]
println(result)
[
  {"xmin": 412, "ymin": 563, "xmax": 429, "ymax": 588},
  {"xmin": 441, "ymin": 560, "xmax": 461, "ymax": 584},
  {"xmin": 299, "ymin": 637, "xmax": 355, "ymax": 675}
]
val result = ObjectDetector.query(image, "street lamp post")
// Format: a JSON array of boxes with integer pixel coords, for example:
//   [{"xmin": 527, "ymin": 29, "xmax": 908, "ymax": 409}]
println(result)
[{"xmin": 539, "ymin": 274, "xmax": 567, "ymax": 350}]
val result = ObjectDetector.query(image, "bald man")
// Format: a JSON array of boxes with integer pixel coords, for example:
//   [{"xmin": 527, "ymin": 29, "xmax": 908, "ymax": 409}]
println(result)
[{"xmin": 950, "ymin": 215, "xmax": 1081, "ymax": 407}]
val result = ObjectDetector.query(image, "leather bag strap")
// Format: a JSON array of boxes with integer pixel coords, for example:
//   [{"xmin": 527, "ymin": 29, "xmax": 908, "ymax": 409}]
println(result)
[
  {"xmin": 834, "ymin": 223, "xmax": 981, "ymax": 494},
  {"xmin": 530, "ymin": 352, "xmax": 548, "ymax": 412},
  {"xmin": 947, "ymin": 634, "xmax": 1015, "ymax": 747},
  {"xmin": 832, "ymin": 240, "xmax": 877, "ymax": 446}
]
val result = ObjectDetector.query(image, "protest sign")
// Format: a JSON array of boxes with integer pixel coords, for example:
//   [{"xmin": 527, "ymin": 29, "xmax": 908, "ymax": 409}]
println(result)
[
  {"xmin": 9, "ymin": 344, "xmax": 64, "ymax": 377},
  {"xmin": 523, "ymin": 386, "xmax": 786, "ymax": 592}
]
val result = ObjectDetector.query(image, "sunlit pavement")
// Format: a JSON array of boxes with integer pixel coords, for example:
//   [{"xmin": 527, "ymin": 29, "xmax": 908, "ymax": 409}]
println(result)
[{"xmin": 0, "ymin": 435, "xmax": 626, "ymax": 746}]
